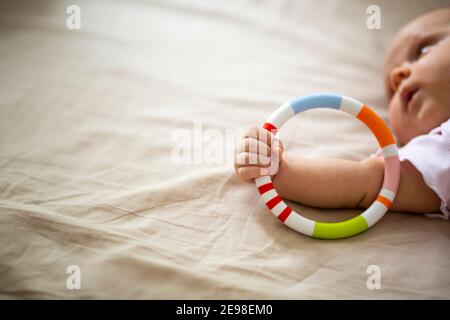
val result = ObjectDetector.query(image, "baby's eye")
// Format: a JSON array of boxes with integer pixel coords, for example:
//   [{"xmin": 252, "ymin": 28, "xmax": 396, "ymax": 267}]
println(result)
[
  {"xmin": 418, "ymin": 45, "xmax": 432, "ymax": 57},
  {"xmin": 416, "ymin": 41, "xmax": 436, "ymax": 60}
]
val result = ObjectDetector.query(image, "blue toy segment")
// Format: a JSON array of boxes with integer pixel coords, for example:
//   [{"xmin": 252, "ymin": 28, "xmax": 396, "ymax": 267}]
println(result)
[{"xmin": 290, "ymin": 93, "xmax": 342, "ymax": 114}]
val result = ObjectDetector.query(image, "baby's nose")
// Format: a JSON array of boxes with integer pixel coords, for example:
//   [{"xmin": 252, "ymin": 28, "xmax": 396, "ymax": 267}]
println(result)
[{"xmin": 389, "ymin": 65, "xmax": 411, "ymax": 92}]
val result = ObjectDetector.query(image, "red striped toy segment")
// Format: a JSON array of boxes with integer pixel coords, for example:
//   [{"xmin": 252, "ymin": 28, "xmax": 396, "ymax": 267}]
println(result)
[
  {"xmin": 356, "ymin": 105, "xmax": 395, "ymax": 148},
  {"xmin": 258, "ymin": 182, "xmax": 274, "ymax": 195},
  {"xmin": 262, "ymin": 122, "xmax": 278, "ymax": 134},
  {"xmin": 266, "ymin": 196, "xmax": 282, "ymax": 209},
  {"xmin": 277, "ymin": 207, "xmax": 292, "ymax": 222}
]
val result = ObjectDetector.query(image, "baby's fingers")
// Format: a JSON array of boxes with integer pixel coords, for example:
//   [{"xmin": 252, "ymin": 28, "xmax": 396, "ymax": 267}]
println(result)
[
  {"xmin": 235, "ymin": 152, "xmax": 271, "ymax": 167},
  {"xmin": 244, "ymin": 125, "xmax": 275, "ymax": 146},
  {"xmin": 236, "ymin": 137, "xmax": 271, "ymax": 157},
  {"xmin": 236, "ymin": 166, "xmax": 268, "ymax": 181}
]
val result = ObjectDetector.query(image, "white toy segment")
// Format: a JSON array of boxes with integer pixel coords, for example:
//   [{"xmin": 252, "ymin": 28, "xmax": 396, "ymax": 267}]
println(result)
[
  {"xmin": 261, "ymin": 189, "xmax": 278, "ymax": 203},
  {"xmin": 379, "ymin": 188, "xmax": 395, "ymax": 202},
  {"xmin": 381, "ymin": 143, "xmax": 399, "ymax": 158},
  {"xmin": 271, "ymin": 201, "xmax": 288, "ymax": 217},
  {"xmin": 283, "ymin": 212, "xmax": 315, "ymax": 236},
  {"xmin": 339, "ymin": 96, "xmax": 363, "ymax": 117},
  {"xmin": 255, "ymin": 176, "xmax": 271, "ymax": 187},
  {"xmin": 266, "ymin": 102, "xmax": 295, "ymax": 129},
  {"xmin": 361, "ymin": 201, "xmax": 387, "ymax": 228}
]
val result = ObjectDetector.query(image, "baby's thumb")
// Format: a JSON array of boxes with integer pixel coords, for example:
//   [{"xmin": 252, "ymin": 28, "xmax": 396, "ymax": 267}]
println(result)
[
  {"xmin": 272, "ymin": 139, "xmax": 283, "ymax": 159},
  {"xmin": 261, "ymin": 139, "xmax": 283, "ymax": 176}
]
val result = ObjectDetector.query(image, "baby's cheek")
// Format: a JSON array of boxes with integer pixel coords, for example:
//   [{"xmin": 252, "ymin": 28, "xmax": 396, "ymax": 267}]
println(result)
[
  {"xmin": 388, "ymin": 100, "xmax": 408, "ymax": 145},
  {"xmin": 388, "ymin": 101, "xmax": 400, "ymax": 131},
  {"xmin": 419, "ymin": 100, "xmax": 449, "ymax": 133}
]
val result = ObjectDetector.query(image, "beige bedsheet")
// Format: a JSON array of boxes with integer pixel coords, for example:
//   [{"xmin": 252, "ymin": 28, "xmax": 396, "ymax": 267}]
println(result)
[{"xmin": 0, "ymin": 0, "xmax": 449, "ymax": 299}]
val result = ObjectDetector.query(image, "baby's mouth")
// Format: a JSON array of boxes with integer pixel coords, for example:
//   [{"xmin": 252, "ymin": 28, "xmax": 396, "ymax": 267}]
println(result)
[{"xmin": 400, "ymin": 86, "xmax": 419, "ymax": 112}]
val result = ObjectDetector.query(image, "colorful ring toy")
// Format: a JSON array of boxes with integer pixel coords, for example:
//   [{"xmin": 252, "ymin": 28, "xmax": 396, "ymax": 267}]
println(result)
[{"xmin": 255, "ymin": 93, "xmax": 400, "ymax": 239}]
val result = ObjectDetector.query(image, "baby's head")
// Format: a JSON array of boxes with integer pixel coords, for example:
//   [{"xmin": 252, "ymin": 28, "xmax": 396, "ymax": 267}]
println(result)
[{"xmin": 384, "ymin": 7, "xmax": 450, "ymax": 145}]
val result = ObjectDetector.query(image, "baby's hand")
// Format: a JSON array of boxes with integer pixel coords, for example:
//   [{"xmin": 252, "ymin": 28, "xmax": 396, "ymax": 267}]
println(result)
[{"xmin": 234, "ymin": 125, "xmax": 284, "ymax": 182}]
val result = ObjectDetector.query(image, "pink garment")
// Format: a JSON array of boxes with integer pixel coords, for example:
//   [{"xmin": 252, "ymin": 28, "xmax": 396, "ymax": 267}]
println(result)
[{"xmin": 373, "ymin": 118, "xmax": 450, "ymax": 220}]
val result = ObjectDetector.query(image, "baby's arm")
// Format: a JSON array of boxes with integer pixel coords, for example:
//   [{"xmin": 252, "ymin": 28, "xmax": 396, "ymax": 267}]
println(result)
[
  {"xmin": 272, "ymin": 154, "xmax": 441, "ymax": 212},
  {"xmin": 235, "ymin": 125, "xmax": 441, "ymax": 213}
]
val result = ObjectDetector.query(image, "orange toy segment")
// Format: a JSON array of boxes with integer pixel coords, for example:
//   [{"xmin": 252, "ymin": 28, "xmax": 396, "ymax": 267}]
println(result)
[
  {"xmin": 376, "ymin": 195, "xmax": 392, "ymax": 208},
  {"xmin": 356, "ymin": 105, "xmax": 395, "ymax": 148}
]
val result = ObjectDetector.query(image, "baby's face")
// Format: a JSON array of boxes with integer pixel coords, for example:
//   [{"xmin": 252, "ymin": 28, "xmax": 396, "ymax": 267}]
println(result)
[{"xmin": 384, "ymin": 8, "xmax": 450, "ymax": 145}]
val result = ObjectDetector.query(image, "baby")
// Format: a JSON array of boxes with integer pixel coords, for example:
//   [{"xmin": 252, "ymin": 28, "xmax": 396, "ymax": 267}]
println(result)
[{"xmin": 234, "ymin": 7, "xmax": 450, "ymax": 219}]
